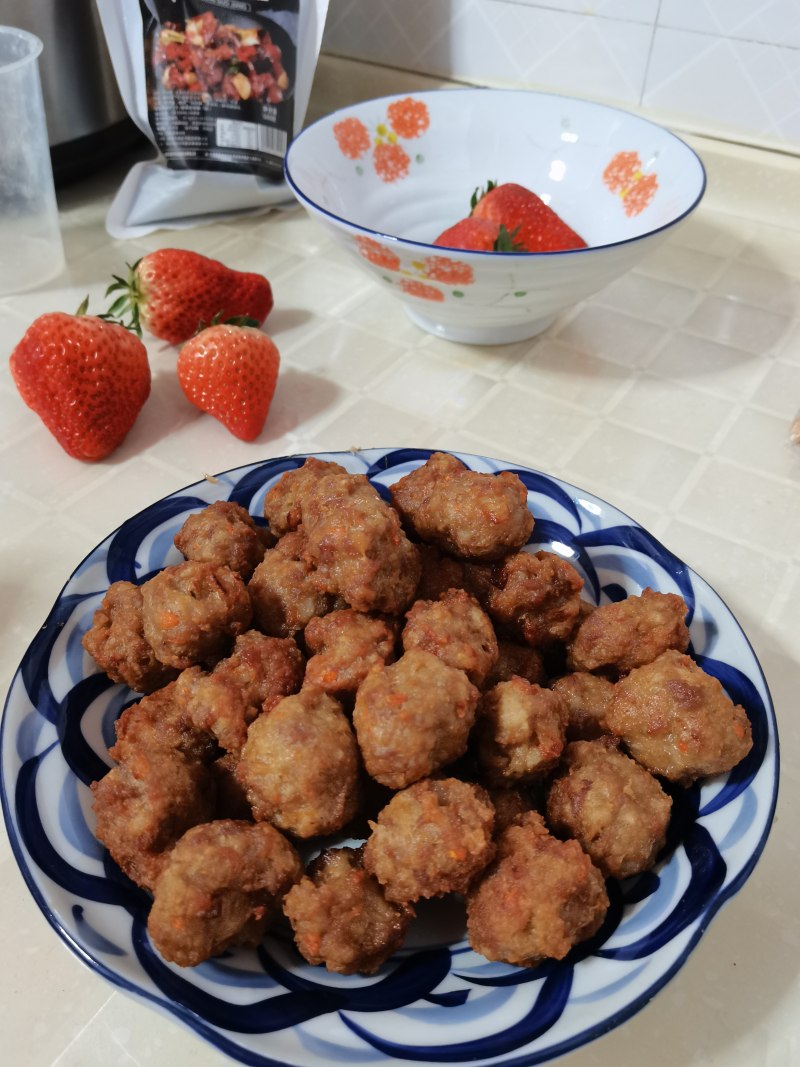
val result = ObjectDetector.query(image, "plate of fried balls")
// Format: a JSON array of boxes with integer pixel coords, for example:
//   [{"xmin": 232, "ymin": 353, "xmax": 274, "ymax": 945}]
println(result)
[{"xmin": 1, "ymin": 447, "xmax": 778, "ymax": 1067}]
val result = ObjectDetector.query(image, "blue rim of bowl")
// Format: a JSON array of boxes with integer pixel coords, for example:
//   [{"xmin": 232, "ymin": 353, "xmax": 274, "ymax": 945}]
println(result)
[
  {"xmin": 284, "ymin": 88, "xmax": 708, "ymax": 258},
  {"xmin": 0, "ymin": 448, "xmax": 778, "ymax": 1067}
]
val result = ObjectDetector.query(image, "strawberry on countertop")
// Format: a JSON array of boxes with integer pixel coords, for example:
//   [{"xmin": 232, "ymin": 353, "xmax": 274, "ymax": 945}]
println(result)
[
  {"xmin": 177, "ymin": 321, "xmax": 280, "ymax": 442},
  {"xmin": 9, "ymin": 304, "xmax": 151, "ymax": 461},
  {"xmin": 471, "ymin": 181, "xmax": 587, "ymax": 253},
  {"xmin": 106, "ymin": 248, "xmax": 274, "ymax": 344}
]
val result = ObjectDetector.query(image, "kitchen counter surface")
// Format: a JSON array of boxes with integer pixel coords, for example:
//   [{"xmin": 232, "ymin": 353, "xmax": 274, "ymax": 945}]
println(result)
[{"xmin": 1, "ymin": 55, "xmax": 798, "ymax": 1067}]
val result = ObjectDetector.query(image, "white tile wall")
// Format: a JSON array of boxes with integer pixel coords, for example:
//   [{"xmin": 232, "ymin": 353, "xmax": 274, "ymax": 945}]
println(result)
[{"xmin": 322, "ymin": 0, "xmax": 800, "ymax": 152}]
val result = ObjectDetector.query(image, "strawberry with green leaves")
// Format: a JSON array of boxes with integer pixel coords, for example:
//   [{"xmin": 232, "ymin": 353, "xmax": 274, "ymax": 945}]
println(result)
[
  {"xmin": 9, "ymin": 300, "xmax": 150, "ymax": 461},
  {"xmin": 471, "ymin": 181, "xmax": 587, "ymax": 253},
  {"xmin": 433, "ymin": 216, "xmax": 525, "ymax": 252},
  {"xmin": 106, "ymin": 248, "xmax": 274, "ymax": 344},
  {"xmin": 177, "ymin": 321, "xmax": 280, "ymax": 442}
]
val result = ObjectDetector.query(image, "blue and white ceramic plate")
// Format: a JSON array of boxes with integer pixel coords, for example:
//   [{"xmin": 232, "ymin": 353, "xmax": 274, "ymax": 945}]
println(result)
[{"xmin": 1, "ymin": 448, "xmax": 778, "ymax": 1066}]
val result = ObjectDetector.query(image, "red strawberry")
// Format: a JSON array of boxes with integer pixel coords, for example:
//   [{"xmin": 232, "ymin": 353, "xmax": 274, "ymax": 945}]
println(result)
[
  {"xmin": 433, "ymin": 217, "xmax": 524, "ymax": 252},
  {"xmin": 177, "ymin": 323, "xmax": 280, "ymax": 441},
  {"xmin": 471, "ymin": 182, "xmax": 587, "ymax": 252},
  {"xmin": 106, "ymin": 249, "xmax": 274, "ymax": 344},
  {"xmin": 9, "ymin": 310, "xmax": 151, "ymax": 461}
]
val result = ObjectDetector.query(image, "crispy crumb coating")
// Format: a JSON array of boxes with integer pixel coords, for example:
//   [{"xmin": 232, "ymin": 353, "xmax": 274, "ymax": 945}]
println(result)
[
  {"xmin": 353, "ymin": 650, "xmax": 480, "ymax": 790},
  {"xmin": 283, "ymin": 845, "xmax": 413, "ymax": 974},
  {"xmin": 567, "ymin": 587, "xmax": 690, "ymax": 676},
  {"xmin": 390, "ymin": 451, "xmax": 534, "ymax": 561},
  {"xmin": 148, "ymin": 820, "xmax": 302, "ymax": 967},
  {"xmin": 605, "ymin": 649, "xmax": 753, "ymax": 784},
  {"xmin": 547, "ymin": 738, "xmax": 672, "ymax": 879},
  {"xmin": 466, "ymin": 811, "xmax": 608, "ymax": 966},
  {"xmin": 363, "ymin": 778, "xmax": 496, "ymax": 903}
]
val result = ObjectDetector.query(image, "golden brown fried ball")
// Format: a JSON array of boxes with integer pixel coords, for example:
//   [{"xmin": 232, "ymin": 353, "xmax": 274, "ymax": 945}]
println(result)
[
  {"xmin": 147, "ymin": 819, "xmax": 302, "ymax": 967},
  {"xmin": 390, "ymin": 451, "xmax": 534, "ymax": 561},
  {"xmin": 466, "ymin": 811, "xmax": 608, "ymax": 967},
  {"xmin": 82, "ymin": 581, "xmax": 178, "ymax": 694},
  {"xmin": 174, "ymin": 500, "xmax": 269, "ymax": 580},
  {"xmin": 475, "ymin": 677, "xmax": 566, "ymax": 785},
  {"xmin": 484, "ymin": 639, "xmax": 546, "ymax": 689},
  {"xmin": 567, "ymin": 587, "xmax": 690, "ymax": 676},
  {"xmin": 237, "ymin": 688, "xmax": 361, "ymax": 838},
  {"xmin": 550, "ymin": 671, "xmax": 616, "ymax": 741},
  {"xmin": 262, "ymin": 457, "xmax": 349, "ymax": 537},
  {"xmin": 415, "ymin": 544, "xmax": 468, "ymax": 601},
  {"xmin": 110, "ymin": 681, "xmax": 217, "ymax": 766},
  {"xmin": 283, "ymin": 845, "xmax": 414, "ymax": 975},
  {"xmin": 92, "ymin": 748, "xmax": 216, "ymax": 891},
  {"xmin": 353, "ymin": 650, "xmax": 480, "ymax": 790},
  {"xmin": 402, "ymin": 589, "xmax": 498, "ymax": 688},
  {"xmin": 301, "ymin": 467, "xmax": 421, "ymax": 615},
  {"xmin": 605, "ymin": 649, "xmax": 753, "ymax": 784},
  {"xmin": 546, "ymin": 738, "xmax": 673, "ymax": 879},
  {"xmin": 303, "ymin": 609, "xmax": 397, "ymax": 693},
  {"xmin": 175, "ymin": 632, "xmax": 305, "ymax": 754},
  {"xmin": 363, "ymin": 777, "xmax": 496, "ymax": 903},
  {"xmin": 248, "ymin": 530, "xmax": 334, "ymax": 638},
  {"xmin": 467, "ymin": 551, "xmax": 585, "ymax": 647},
  {"xmin": 141, "ymin": 561, "xmax": 252, "ymax": 670},
  {"xmin": 483, "ymin": 785, "xmax": 535, "ymax": 836}
]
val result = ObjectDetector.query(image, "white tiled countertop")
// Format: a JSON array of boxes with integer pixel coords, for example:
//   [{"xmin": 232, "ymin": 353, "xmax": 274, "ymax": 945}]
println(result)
[{"xmin": 1, "ymin": 55, "xmax": 799, "ymax": 1067}]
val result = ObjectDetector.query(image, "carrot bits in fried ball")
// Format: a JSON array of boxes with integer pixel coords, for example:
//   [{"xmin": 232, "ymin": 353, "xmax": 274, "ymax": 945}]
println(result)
[
  {"xmin": 546, "ymin": 738, "xmax": 672, "ymax": 880},
  {"xmin": 148, "ymin": 819, "xmax": 302, "ymax": 967},
  {"xmin": 283, "ymin": 845, "xmax": 414, "ymax": 975},
  {"xmin": 550, "ymin": 671, "xmax": 616, "ymax": 741},
  {"xmin": 390, "ymin": 450, "xmax": 533, "ymax": 561},
  {"xmin": 466, "ymin": 811, "xmax": 608, "ymax": 967},
  {"xmin": 303, "ymin": 609, "xmax": 397, "ymax": 694},
  {"xmin": 174, "ymin": 499, "xmax": 269, "ymax": 580},
  {"xmin": 237, "ymin": 687, "xmax": 361, "ymax": 838},
  {"xmin": 605, "ymin": 649, "xmax": 752, "ymax": 784},
  {"xmin": 141, "ymin": 560, "xmax": 252, "ymax": 670},
  {"xmin": 476, "ymin": 677, "xmax": 566, "ymax": 785},
  {"xmin": 353, "ymin": 650, "xmax": 480, "ymax": 790},
  {"xmin": 363, "ymin": 778, "xmax": 496, "ymax": 903},
  {"xmin": 248, "ymin": 530, "xmax": 334, "ymax": 638},
  {"xmin": 567, "ymin": 587, "xmax": 690, "ymax": 676},
  {"xmin": 401, "ymin": 588, "xmax": 498, "ymax": 687}
]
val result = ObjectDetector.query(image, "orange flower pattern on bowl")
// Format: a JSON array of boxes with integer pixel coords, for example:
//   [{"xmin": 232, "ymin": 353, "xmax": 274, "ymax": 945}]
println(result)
[
  {"xmin": 603, "ymin": 151, "xmax": 658, "ymax": 217},
  {"xmin": 333, "ymin": 97, "xmax": 430, "ymax": 184}
]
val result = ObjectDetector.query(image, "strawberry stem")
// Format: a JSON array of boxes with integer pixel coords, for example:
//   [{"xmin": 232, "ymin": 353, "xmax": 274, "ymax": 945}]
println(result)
[{"xmin": 470, "ymin": 179, "xmax": 497, "ymax": 213}]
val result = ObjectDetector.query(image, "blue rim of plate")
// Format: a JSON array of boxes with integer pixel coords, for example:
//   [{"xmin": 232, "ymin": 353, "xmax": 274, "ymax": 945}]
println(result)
[
  {"xmin": 0, "ymin": 448, "xmax": 778, "ymax": 1067},
  {"xmin": 283, "ymin": 88, "xmax": 707, "ymax": 258}
]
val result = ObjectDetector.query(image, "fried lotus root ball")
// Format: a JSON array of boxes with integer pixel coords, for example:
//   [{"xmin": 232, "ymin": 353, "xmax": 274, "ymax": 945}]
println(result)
[
  {"xmin": 92, "ymin": 747, "xmax": 217, "ymax": 891},
  {"xmin": 283, "ymin": 845, "xmax": 414, "ymax": 975},
  {"xmin": 174, "ymin": 500, "xmax": 269, "ymax": 580},
  {"xmin": 402, "ymin": 589, "xmax": 498, "ymax": 687},
  {"xmin": 550, "ymin": 671, "xmax": 616, "ymax": 741},
  {"xmin": 303, "ymin": 609, "xmax": 397, "ymax": 694},
  {"xmin": 466, "ymin": 811, "xmax": 609, "ymax": 967},
  {"xmin": 547, "ymin": 738, "xmax": 673, "ymax": 880},
  {"xmin": 262, "ymin": 456, "xmax": 349, "ymax": 536},
  {"xmin": 248, "ymin": 529, "xmax": 334, "ymax": 638},
  {"xmin": 301, "ymin": 467, "xmax": 421, "ymax": 614},
  {"xmin": 81, "ymin": 580, "xmax": 178, "ymax": 694},
  {"xmin": 567, "ymin": 587, "xmax": 690, "ymax": 676},
  {"xmin": 467, "ymin": 550, "xmax": 585, "ymax": 647},
  {"xmin": 141, "ymin": 560, "xmax": 252, "ymax": 670},
  {"xmin": 605, "ymin": 649, "xmax": 753, "ymax": 784},
  {"xmin": 175, "ymin": 632, "xmax": 305, "ymax": 754},
  {"xmin": 353, "ymin": 649, "xmax": 480, "ymax": 790},
  {"xmin": 148, "ymin": 820, "xmax": 302, "ymax": 967},
  {"xmin": 475, "ymin": 677, "xmax": 566, "ymax": 785},
  {"xmin": 390, "ymin": 451, "xmax": 534, "ymax": 561},
  {"xmin": 363, "ymin": 778, "xmax": 496, "ymax": 903},
  {"xmin": 237, "ymin": 687, "xmax": 361, "ymax": 838},
  {"xmin": 484, "ymin": 639, "xmax": 546, "ymax": 689}
]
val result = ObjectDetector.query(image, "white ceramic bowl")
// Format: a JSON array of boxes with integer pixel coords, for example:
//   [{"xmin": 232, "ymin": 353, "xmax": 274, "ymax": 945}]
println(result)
[{"xmin": 284, "ymin": 89, "xmax": 706, "ymax": 344}]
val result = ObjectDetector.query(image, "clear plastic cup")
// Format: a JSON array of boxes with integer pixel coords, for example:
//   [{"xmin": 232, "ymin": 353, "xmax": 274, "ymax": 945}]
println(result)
[{"xmin": 0, "ymin": 26, "xmax": 65, "ymax": 295}]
